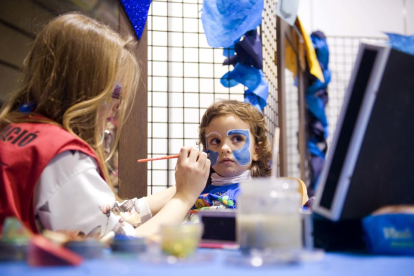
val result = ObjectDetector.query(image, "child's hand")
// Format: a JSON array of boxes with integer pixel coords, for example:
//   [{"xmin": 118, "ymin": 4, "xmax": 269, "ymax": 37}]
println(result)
[{"xmin": 175, "ymin": 146, "xmax": 210, "ymax": 204}]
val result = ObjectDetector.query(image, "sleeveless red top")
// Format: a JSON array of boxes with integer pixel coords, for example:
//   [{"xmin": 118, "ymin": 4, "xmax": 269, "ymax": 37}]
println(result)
[{"xmin": 0, "ymin": 118, "xmax": 105, "ymax": 234}]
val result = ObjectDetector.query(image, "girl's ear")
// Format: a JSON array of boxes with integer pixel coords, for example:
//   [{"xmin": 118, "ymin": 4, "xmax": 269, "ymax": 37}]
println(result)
[{"xmin": 252, "ymin": 145, "xmax": 261, "ymax": 161}]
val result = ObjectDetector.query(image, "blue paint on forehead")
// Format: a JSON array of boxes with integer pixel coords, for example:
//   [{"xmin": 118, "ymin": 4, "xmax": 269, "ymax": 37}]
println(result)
[{"xmin": 227, "ymin": 129, "xmax": 251, "ymax": 166}]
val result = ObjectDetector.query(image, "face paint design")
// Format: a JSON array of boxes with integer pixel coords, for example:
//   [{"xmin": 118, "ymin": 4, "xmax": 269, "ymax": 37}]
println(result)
[
  {"xmin": 205, "ymin": 132, "xmax": 220, "ymax": 166},
  {"xmin": 227, "ymin": 129, "xmax": 251, "ymax": 166},
  {"xmin": 206, "ymin": 149, "xmax": 219, "ymax": 166}
]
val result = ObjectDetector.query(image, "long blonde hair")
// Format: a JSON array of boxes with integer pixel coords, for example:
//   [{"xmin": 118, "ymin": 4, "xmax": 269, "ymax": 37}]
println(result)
[
  {"xmin": 199, "ymin": 100, "xmax": 272, "ymax": 177},
  {"xmin": 0, "ymin": 13, "xmax": 140, "ymax": 195}
]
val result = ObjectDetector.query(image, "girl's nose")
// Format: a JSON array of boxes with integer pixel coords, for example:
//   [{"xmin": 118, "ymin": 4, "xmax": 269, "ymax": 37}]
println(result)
[{"xmin": 220, "ymin": 142, "xmax": 231, "ymax": 154}]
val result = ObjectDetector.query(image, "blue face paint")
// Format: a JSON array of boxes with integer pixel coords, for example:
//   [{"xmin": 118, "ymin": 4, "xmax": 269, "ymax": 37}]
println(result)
[
  {"xmin": 205, "ymin": 137, "xmax": 219, "ymax": 166},
  {"xmin": 206, "ymin": 149, "xmax": 219, "ymax": 166},
  {"xmin": 227, "ymin": 129, "xmax": 251, "ymax": 166}
]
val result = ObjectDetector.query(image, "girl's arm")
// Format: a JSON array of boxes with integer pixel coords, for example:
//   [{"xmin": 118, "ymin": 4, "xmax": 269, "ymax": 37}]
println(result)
[
  {"xmin": 35, "ymin": 147, "xmax": 209, "ymax": 239},
  {"xmin": 135, "ymin": 147, "xmax": 210, "ymax": 237},
  {"xmin": 144, "ymin": 186, "xmax": 176, "ymax": 216}
]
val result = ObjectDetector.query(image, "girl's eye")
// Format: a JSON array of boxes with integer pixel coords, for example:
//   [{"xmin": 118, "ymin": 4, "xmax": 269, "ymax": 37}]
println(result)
[
  {"xmin": 210, "ymin": 138, "xmax": 221, "ymax": 145},
  {"xmin": 232, "ymin": 135, "xmax": 245, "ymax": 143}
]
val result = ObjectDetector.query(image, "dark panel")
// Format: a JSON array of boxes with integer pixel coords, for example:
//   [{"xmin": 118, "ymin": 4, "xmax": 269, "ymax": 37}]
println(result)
[
  {"xmin": 320, "ymin": 49, "xmax": 377, "ymax": 210},
  {"xmin": 201, "ymin": 216, "xmax": 236, "ymax": 242},
  {"xmin": 342, "ymin": 48, "xmax": 414, "ymax": 219}
]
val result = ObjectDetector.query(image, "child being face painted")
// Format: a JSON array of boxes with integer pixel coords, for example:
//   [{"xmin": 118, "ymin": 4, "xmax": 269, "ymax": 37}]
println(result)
[
  {"xmin": 184, "ymin": 100, "xmax": 272, "ymax": 214},
  {"xmin": 199, "ymin": 100, "xmax": 272, "ymax": 178},
  {"xmin": 205, "ymin": 115, "xmax": 258, "ymax": 177}
]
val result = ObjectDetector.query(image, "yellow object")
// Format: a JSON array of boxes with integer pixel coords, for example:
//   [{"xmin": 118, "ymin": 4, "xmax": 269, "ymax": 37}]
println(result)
[
  {"xmin": 284, "ymin": 17, "xmax": 324, "ymax": 83},
  {"xmin": 278, "ymin": 177, "xmax": 308, "ymax": 206},
  {"xmin": 296, "ymin": 18, "xmax": 324, "ymax": 82},
  {"xmin": 285, "ymin": 41, "xmax": 299, "ymax": 76},
  {"xmin": 160, "ymin": 223, "xmax": 203, "ymax": 258}
]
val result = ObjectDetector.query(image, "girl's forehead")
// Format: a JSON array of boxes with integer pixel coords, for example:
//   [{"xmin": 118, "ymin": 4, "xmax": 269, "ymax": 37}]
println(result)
[{"xmin": 205, "ymin": 115, "xmax": 251, "ymax": 135}]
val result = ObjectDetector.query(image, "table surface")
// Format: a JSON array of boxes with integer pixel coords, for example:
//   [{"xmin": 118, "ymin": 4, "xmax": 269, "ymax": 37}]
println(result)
[{"xmin": 1, "ymin": 249, "xmax": 414, "ymax": 276}]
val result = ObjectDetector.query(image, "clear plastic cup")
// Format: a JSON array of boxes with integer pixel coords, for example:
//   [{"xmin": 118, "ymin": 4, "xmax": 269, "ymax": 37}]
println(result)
[
  {"xmin": 237, "ymin": 178, "xmax": 302, "ymax": 252},
  {"xmin": 160, "ymin": 223, "xmax": 203, "ymax": 258}
]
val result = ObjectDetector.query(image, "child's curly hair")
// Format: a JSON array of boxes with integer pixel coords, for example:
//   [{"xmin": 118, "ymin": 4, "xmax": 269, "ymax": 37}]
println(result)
[{"xmin": 199, "ymin": 99, "xmax": 272, "ymax": 177}]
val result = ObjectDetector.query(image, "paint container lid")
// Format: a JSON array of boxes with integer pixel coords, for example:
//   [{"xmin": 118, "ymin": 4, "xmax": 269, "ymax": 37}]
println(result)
[
  {"xmin": 110, "ymin": 235, "xmax": 146, "ymax": 254},
  {"xmin": 65, "ymin": 239, "xmax": 104, "ymax": 259},
  {"xmin": 0, "ymin": 240, "xmax": 28, "ymax": 261}
]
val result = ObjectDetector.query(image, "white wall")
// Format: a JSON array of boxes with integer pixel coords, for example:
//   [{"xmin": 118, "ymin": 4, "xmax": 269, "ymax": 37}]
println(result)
[{"xmin": 298, "ymin": 0, "xmax": 412, "ymax": 37}]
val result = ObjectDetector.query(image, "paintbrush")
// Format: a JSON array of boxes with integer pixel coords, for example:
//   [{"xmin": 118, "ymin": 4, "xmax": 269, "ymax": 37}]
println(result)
[{"xmin": 137, "ymin": 154, "xmax": 179, "ymax": 163}]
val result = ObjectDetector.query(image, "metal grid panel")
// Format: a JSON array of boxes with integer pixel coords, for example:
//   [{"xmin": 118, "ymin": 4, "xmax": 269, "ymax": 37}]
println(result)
[
  {"xmin": 284, "ymin": 69, "xmax": 301, "ymax": 178},
  {"xmin": 262, "ymin": 0, "xmax": 279, "ymax": 164},
  {"xmin": 148, "ymin": 0, "xmax": 245, "ymax": 195},
  {"xmin": 147, "ymin": 0, "xmax": 279, "ymax": 194}
]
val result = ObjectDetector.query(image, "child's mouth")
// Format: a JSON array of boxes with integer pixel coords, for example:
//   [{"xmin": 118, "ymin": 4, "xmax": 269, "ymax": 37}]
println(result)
[{"xmin": 220, "ymin": 158, "xmax": 233, "ymax": 164}]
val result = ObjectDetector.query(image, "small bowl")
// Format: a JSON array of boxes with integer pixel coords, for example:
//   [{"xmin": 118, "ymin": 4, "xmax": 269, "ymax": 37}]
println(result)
[
  {"xmin": 160, "ymin": 223, "xmax": 203, "ymax": 258},
  {"xmin": 0, "ymin": 240, "xmax": 29, "ymax": 261},
  {"xmin": 65, "ymin": 239, "xmax": 104, "ymax": 259},
  {"xmin": 110, "ymin": 236, "xmax": 146, "ymax": 254}
]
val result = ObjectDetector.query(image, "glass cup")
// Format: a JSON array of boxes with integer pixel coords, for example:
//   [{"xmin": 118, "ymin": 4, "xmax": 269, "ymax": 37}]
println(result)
[
  {"xmin": 160, "ymin": 223, "xmax": 203, "ymax": 258},
  {"xmin": 237, "ymin": 178, "xmax": 303, "ymax": 252}
]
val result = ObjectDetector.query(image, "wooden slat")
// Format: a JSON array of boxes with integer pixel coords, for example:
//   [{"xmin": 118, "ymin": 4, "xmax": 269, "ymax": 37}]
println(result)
[
  {"xmin": 296, "ymin": 43, "xmax": 308, "ymax": 181},
  {"xmin": 118, "ymin": 8, "xmax": 148, "ymax": 199},
  {"xmin": 276, "ymin": 16, "xmax": 288, "ymax": 177}
]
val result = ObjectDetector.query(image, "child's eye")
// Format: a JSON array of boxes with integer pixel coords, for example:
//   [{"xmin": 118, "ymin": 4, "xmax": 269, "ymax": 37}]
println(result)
[
  {"xmin": 231, "ymin": 135, "xmax": 245, "ymax": 143},
  {"xmin": 210, "ymin": 138, "xmax": 221, "ymax": 145}
]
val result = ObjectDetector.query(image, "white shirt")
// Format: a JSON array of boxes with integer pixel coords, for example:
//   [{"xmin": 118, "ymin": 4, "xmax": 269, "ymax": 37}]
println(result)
[{"xmin": 33, "ymin": 150, "xmax": 152, "ymax": 238}]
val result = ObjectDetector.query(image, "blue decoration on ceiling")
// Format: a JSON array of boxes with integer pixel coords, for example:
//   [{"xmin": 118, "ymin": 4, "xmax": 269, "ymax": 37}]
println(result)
[
  {"xmin": 120, "ymin": 0, "xmax": 152, "ymax": 40},
  {"xmin": 201, "ymin": 0, "xmax": 264, "ymax": 48},
  {"xmin": 386, "ymin": 33, "xmax": 414, "ymax": 55}
]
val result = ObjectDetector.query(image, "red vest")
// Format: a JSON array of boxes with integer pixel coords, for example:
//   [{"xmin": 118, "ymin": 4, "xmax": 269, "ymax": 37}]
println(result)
[{"xmin": 0, "ymin": 119, "xmax": 105, "ymax": 234}]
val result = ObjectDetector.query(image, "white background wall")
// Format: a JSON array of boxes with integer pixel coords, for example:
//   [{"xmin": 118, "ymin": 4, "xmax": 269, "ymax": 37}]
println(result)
[{"xmin": 298, "ymin": 0, "xmax": 414, "ymax": 37}]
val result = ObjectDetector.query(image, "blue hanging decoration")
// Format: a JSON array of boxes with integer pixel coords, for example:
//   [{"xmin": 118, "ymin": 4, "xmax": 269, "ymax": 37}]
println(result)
[
  {"xmin": 386, "ymin": 33, "xmax": 414, "ymax": 56},
  {"xmin": 223, "ymin": 30, "xmax": 263, "ymax": 70},
  {"xmin": 306, "ymin": 31, "xmax": 331, "ymax": 194},
  {"xmin": 220, "ymin": 63, "xmax": 269, "ymax": 112},
  {"xmin": 201, "ymin": 0, "xmax": 268, "ymax": 112},
  {"xmin": 201, "ymin": 0, "xmax": 264, "ymax": 48},
  {"xmin": 244, "ymin": 90, "xmax": 262, "ymax": 112},
  {"xmin": 119, "ymin": 0, "xmax": 152, "ymax": 40}
]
